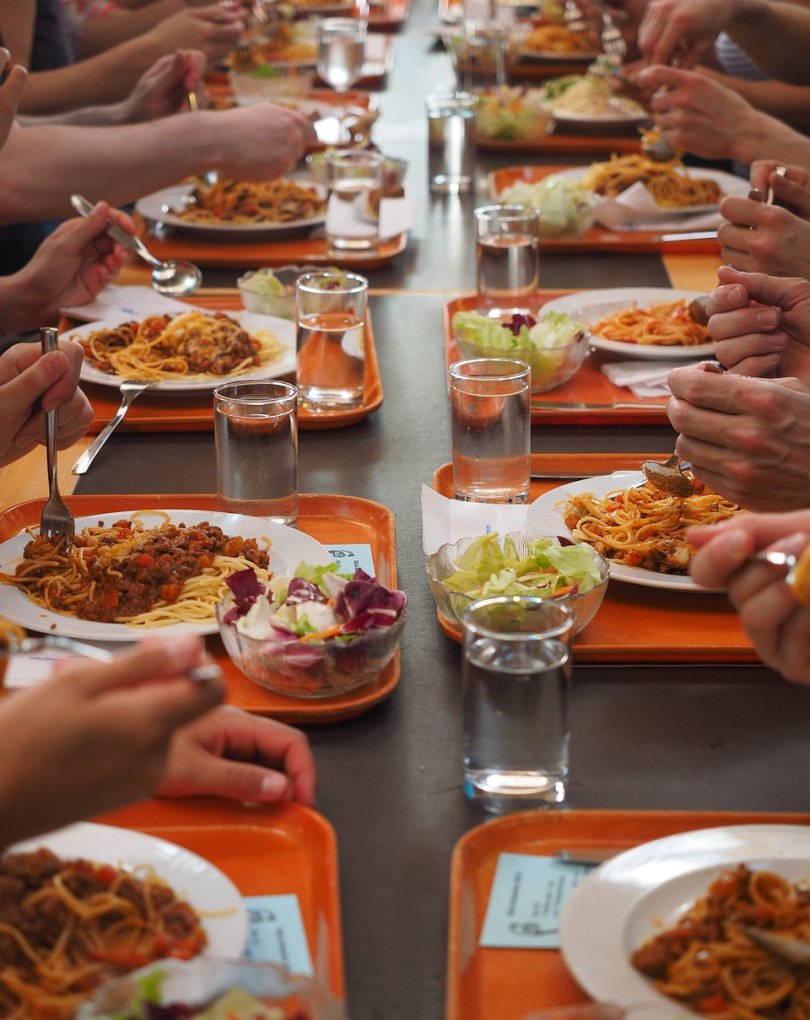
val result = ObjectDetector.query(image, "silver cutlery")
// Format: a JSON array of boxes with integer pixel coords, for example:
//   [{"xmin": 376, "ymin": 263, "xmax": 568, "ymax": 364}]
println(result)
[
  {"xmin": 742, "ymin": 927, "xmax": 810, "ymax": 966},
  {"xmin": 563, "ymin": 0, "xmax": 587, "ymax": 33},
  {"xmin": 72, "ymin": 379, "xmax": 155, "ymax": 475},
  {"xmin": 39, "ymin": 327, "xmax": 75, "ymax": 546},
  {"xmin": 531, "ymin": 400, "xmax": 667, "ymax": 410},
  {"xmin": 641, "ymin": 452, "xmax": 698, "ymax": 497},
  {"xmin": 599, "ymin": 9, "xmax": 625, "ymax": 65},
  {"xmin": 70, "ymin": 194, "xmax": 202, "ymax": 298},
  {"xmin": 556, "ymin": 847, "xmax": 619, "ymax": 864}
]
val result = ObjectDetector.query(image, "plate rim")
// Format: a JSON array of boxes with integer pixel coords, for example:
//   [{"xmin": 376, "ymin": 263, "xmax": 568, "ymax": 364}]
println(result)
[
  {"xmin": 0, "ymin": 509, "xmax": 332, "ymax": 640},
  {"xmin": 559, "ymin": 822, "xmax": 810, "ymax": 1017}
]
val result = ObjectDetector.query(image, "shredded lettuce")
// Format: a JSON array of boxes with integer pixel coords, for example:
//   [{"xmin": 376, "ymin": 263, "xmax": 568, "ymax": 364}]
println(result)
[
  {"xmin": 452, "ymin": 309, "xmax": 584, "ymax": 352},
  {"xmin": 499, "ymin": 175, "xmax": 599, "ymax": 238}
]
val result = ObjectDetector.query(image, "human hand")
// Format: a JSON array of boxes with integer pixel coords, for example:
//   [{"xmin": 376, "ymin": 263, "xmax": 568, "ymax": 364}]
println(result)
[
  {"xmin": 667, "ymin": 362, "xmax": 810, "ymax": 510},
  {"xmin": 0, "ymin": 340, "xmax": 92, "ymax": 465},
  {"xmin": 0, "ymin": 635, "xmax": 223, "ymax": 848},
  {"xmin": 749, "ymin": 161, "xmax": 810, "ymax": 203},
  {"xmin": 211, "ymin": 104, "xmax": 318, "ymax": 179},
  {"xmin": 157, "ymin": 706, "xmax": 317, "ymax": 806},
  {"xmin": 121, "ymin": 49, "xmax": 209, "ymax": 123},
  {"xmin": 706, "ymin": 265, "xmax": 810, "ymax": 378},
  {"xmin": 146, "ymin": 4, "xmax": 245, "ymax": 64},
  {"xmin": 6, "ymin": 200, "xmax": 133, "ymax": 335},
  {"xmin": 0, "ymin": 48, "xmax": 28, "ymax": 151},
  {"xmin": 633, "ymin": 65, "xmax": 758, "ymax": 161},
  {"xmin": 637, "ymin": 0, "xmax": 739, "ymax": 67},
  {"xmin": 688, "ymin": 513, "xmax": 810, "ymax": 683},
  {"xmin": 717, "ymin": 192, "xmax": 810, "ymax": 280}
]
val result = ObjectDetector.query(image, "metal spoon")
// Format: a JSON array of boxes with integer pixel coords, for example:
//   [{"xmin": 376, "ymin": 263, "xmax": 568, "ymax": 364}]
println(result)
[
  {"xmin": 70, "ymin": 194, "xmax": 202, "ymax": 298},
  {"xmin": 641, "ymin": 453, "xmax": 699, "ymax": 497}
]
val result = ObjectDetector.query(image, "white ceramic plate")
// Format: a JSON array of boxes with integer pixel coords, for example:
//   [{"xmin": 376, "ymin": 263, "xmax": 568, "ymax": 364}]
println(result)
[
  {"xmin": 552, "ymin": 108, "xmax": 652, "ymax": 131},
  {"xmin": 542, "ymin": 288, "xmax": 715, "ymax": 361},
  {"xmin": 0, "ymin": 509, "xmax": 332, "ymax": 640},
  {"xmin": 136, "ymin": 181, "xmax": 327, "ymax": 234},
  {"xmin": 11, "ymin": 821, "xmax": 248, "ymax": 956},
  {"xmin": 524, "ymin": 472, "xmax": 702, "ymax": 592},
  {"xmin": 560, "ymin": 824, "xmax": 810, "ymax": 1018},
  {"xmin": 69, "ymin": 309, "xmax": 295, "ymax": 392},
  {"xmin": 549, "ymin": 165, "xmax": 747, "ymax": 216},
  {"xmin": 519, "ymin": 46, "xmax": 599, "ymax": 61}
]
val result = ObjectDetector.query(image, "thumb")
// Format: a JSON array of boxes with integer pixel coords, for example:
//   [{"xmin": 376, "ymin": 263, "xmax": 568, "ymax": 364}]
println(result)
[
  {"xmin": 715, "ymin": 266, "xmax": 802, "ymax": 309},
  {"xmin": 167, "ymin": 750, "xmax": 292, "ymax": 801},
  {"xmin": 4, "ymin": 350, "xmax": 70, "ymax": 419},
  {"xmin": 769, "ymin": 170, "xmax": 810, "ymax": 217}
]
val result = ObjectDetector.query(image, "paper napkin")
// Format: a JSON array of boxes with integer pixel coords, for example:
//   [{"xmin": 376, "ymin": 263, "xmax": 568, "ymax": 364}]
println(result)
[
  {"xmin": 60, "ymin": 285, "xmax": 191, "ymax": 324},
  {"xmin": 600, "ymin": 358, "xmax": 687, "ymax": 398},
  {"xmin": 325, "ymin": 193, "xmax": 416, "ymax": 242},
  {"xmin": 421, "ymin": 485, "xmax": 533, "ymax": 555},
  {"xmin": 593, "ymin": 182, "xmax": 723, "ymax": 233}
]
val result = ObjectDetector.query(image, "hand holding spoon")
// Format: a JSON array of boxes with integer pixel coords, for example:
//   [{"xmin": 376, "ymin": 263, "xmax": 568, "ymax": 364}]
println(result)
[{"xmin": 70, "ymin": 194, "xmax": 202, "ymax": 298}]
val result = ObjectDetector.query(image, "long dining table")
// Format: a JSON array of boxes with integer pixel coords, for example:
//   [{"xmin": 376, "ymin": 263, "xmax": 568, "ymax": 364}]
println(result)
[{"xmin": 4, "ymin": 3, "xmax": 810, "ymax": 1019}]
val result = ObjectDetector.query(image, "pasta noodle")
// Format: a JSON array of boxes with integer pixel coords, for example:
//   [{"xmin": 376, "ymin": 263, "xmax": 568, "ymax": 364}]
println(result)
[
  {"xmin": 581, "ymin": 153, "xmax": 724, "ymax": 207},
  {"xmin": 0, "ymin": 512, "xmax": 272, "ymax": 628},
  {"xmin": 563, "ymin": 480, "xmax": 742, "ymax": 573},
  {"xmin": 75, "ymin": 310, "xmax": 285, "ymax": 383},
  {"xmin": 523, "ymin": 24, "xmax": 601, "ymax": 55},
  {"xmin": 631, "ymin": 865, "xmax": 810, "ymax": 1020},
  {"xmin": 591, "ymin": 299, "xmax": 711, "ymax": 347},
  {"xmin": 0, "ymin": 847, "xmax": 206, "ymax": 1020},
  {"xmin": 177, "ymin": 177, "xmax": 326, "ymax": 225}
]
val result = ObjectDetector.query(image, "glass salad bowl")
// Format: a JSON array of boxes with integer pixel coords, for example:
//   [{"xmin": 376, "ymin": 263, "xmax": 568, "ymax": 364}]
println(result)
[{"xmin": 426, "ymin": 532, "xmax": 609, "ymax": 636}]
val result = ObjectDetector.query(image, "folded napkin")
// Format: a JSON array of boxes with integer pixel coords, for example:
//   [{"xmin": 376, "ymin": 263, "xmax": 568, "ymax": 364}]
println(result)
[
  {"xmin": 4, "ymin": 642, "xmax": 123, "ymax": 689},
  {"xmin": 325, "ymin": 192, "xmax": 416, "ymax": 241},
  {"xmin": 422, "ymin": 485, "xmax": 532, "ymax": 555},
  {"xmin": 61, "ymin": 285, "xmax": 191, "ymax": 324},
  {"xmin": 593, "ymin": 181, "xmax": 722, "ymax": 234},
  {"xmin": 600, "ymin": 358, "xmax": 689, "ymax": 398}
]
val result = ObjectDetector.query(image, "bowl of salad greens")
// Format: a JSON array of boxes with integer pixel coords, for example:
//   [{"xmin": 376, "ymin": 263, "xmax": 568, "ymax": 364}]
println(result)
[
  {"xmin": 216, "ymin": 562, "xmax": 407, "ymax": 698},
  {"xmin": 80, "ymin": 957, "xmax": 346, "ymax": 1019},
  {"xmin": 452, "ymin": 309, "xmax": 590, "ymax": 392},
  {"xmin": 426, "ymin": 532, "xmax": 608, "ymax": 636}
]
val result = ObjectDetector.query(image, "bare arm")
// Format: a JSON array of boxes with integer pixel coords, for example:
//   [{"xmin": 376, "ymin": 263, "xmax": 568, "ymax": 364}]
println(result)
[
  {"xmin": 699, "ymin": 67, "xmax": 810, "ymax": 133},
  {"xmin": 75, "ymin": 0, "xmax": 185, "ymax": 58},
  {"xmin": 0, "ymin": 0, "xmax": 35, "ymax": 65}
]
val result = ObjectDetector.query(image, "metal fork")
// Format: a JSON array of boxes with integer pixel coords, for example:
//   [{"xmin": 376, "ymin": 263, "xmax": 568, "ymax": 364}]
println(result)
[
  {"xmin": 72, "ymin": 379, "xmax": 155, "ymax": 475},
  {"xmin": 599, "ymin": 9, "xmax": 625, "ymax": 64},
  {"xmin": 39, "ymin": 328, "xmax": 75, "ymax": 546},
  {"xmin": 563, "ymin": 0, "xmax": 587, "ymax": 34}
]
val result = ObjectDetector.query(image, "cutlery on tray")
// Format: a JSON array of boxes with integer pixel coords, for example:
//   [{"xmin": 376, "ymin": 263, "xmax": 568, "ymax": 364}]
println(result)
[
  {"xmin": 39, "ymin": 327, "xmax": 75, "ymax": 546},
  {"xmin": 72, "ymin": 379, "xmax": 155, "ymax": 475}
]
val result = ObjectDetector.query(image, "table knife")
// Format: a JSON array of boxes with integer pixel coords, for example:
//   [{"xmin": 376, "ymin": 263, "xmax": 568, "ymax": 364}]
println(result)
[{"xmin": 532, "ymin": 400, "xmax": 667, "ymax": 410}]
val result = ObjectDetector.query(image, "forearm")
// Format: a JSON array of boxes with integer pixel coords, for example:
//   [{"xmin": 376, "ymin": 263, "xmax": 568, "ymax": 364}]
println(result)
[
  {"xmin": 77, "ymin": 0, "xmax": 185, "ymax": 58},
  {"xmin": 0, "ymin": 116, "xmax": 214, "ymax": 223},
  {"xmin": 726, "ymin": 0, "xmax": 810, "ymax": 83},
  {"xmin": 700, "ymin": 69, "xmax": 810, "ymax": 133},
  {"xmin": 724, "ymin": 106, "xmax": 810, "ymax": 167}
]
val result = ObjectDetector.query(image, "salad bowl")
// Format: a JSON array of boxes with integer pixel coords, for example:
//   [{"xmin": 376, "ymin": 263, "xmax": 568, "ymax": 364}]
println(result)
[{"xmin": 426, "ymin": 532, "xmax": 608, "ymax": 637}]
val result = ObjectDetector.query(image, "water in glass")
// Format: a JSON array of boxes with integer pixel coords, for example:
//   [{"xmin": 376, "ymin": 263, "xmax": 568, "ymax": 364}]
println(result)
[{"xmin": 297, "ymin": 311, "xmax": 365, "ymax": 408}]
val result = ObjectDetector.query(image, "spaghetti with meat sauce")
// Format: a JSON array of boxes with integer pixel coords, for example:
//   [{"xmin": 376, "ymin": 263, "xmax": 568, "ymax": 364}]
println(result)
[
  {"xmin": 631, "ymin": 864, "xmax": 810, "ymax": 1020},
  {"xmin": 581, "ymin": 153, "xmax": 723, "ymax": 208},
  {"xmin": 0, "ymin": 847, "xmax": 206, "ymax": 1020},
  {"xmin": 563, "ymin": 480, "xmax": 741, "ymax": 573},
  {"xmin": 1, "ymin": 513, "xmax": 271, "ymax": 627},
  {"xmin": 176, "ymin": 177, "xmax": 326, "ymax": 226}
]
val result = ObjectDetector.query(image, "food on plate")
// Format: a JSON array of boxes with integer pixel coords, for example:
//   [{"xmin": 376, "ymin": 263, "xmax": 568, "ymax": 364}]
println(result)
[
  {"xmin": 74, "ymin": 310, "xmax": 285, "ymax": 382},
  {"xmin": 631, "ymin": 864, "xmax": 810, "ymax": 1020},
  {"xmin": 0, "ymin": 617, "xmax": 24, "ymax": 651},
  {"xmin": 543, "ymin": 74, "xmax": 647, "ymax": 120},
  {"xmin": 229, "ymin": 22, "xmax": 318, "ymax": 68},
  {"xmin": 563, "ymin": 480, "xmax": 742, "ymax": 573},
  {"xmin": 0, "ymin": 847, "xmax": 206, "ymax": 1019},
  {"xmin": 522, "ymin": 23, "xmax": 600, "ymax": 55},
  {"xmin": 109, "ymin": 986, "xmax": 288, "ymax": 1019},
  {"xmin": 440, "ymin": 532, "xmax": 604, "ymax": 600},
  {"xmin": 175, "ymin": 177, "xmax": 326, "ymax": 226},
  {"xmin": 0, "ymin": 512, "xmax": 271, "ymax": 627},
  {"xmin": 474, "ymin": 86, "xmax": 551, "ymax": 141},
  {"xmin": 590, "ymin": 298, "xmax": 711, "ymax": 347},
  {"xmin": 498, "ymin": 175, "xmax": 599, "ymax": 237},
  {"xmin": 582, "ymin": 153, "xmax": 724, "ymax": 207}
]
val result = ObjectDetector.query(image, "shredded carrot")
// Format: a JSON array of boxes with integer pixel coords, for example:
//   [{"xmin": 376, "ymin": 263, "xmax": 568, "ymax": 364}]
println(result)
[{"xmin": 299, "ymin": 624, "xmax": 344, "ymax": 643}]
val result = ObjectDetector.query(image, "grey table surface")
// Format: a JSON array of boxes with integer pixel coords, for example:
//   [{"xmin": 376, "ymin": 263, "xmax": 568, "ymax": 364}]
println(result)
[{"xmin": 71, "ymin": 4, "xmax": 810, "ymax": 1019}]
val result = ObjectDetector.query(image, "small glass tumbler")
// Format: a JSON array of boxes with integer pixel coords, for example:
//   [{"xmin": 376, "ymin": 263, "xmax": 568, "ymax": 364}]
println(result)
[
  {"xmin": 450, "ymin": 20, "xmax": 510, "ymax": 92},
  {"xmin": 461, "ymin": 595, "xmax": 574, "ymax": 813},
  {"xmin": 475, "ymin": 203, "xmax": 540, "ymax": 318},
  {"xmin": 295, "ymin": 270, "xmax": 367, "ymax": 410},
  {"xmin": 426, "ymin": 90, "xmax": 476, "ymax": 195},
  {"xmin": 324, "ymin": 149, "xmax": 384, "ymax": 253},
  {"xmin": 449, "ymin": 357, "xmax": 531, "ymax": 503},
  {"xmin": 214, "ymin": 381, "xmax": 298, "ymax": 526}
]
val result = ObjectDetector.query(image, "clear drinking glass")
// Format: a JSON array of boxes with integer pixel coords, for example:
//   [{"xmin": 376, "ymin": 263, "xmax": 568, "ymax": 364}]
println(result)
[
  {"xmin": 426, "ymin": 90, "xmax": 476, "ymax": 195},
  {"xmin": 449, "ymin": 357, "xmax": 531, "ymax": 503},
  {"xmin": 475, "ymin": 203, "xmax": 540, "ymax": 318},
  {"xmin": 317, "ymin": 17, "xmax": 366, "ymax": 93},
  {"xmin": 324, "ymin": 149, "xmax": 384, "ymax": 253},
  {"xmin": 461, "ymin": 595, "xmax": 574, "ymax": 813},
  {"xmin": 296, "ymin": 270, "xmax": 367, "ymax": 410},
  {"xmin": 214, "ymin": 381, "xmax": 298, "ymax": 526}
]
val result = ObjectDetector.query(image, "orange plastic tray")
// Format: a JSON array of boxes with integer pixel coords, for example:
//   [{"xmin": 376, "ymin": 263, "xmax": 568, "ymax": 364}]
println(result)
[
  {"xmin": 447, "ymin": 809, "xmax": 810, "ymax": 1020},
  {"xmin": 94, "ymin": 798, "xmax": 344, "ymax": 999},
  {"xmin": 0, "ymin": 493, "xmax": 400, "ymax": 722},
  {"xmin": 432, "ymin": 453, "xmax": 758, "ymax": 664},
  {"xmin": 473, "ymin": 126, "xmax": 642, "ymax": 156},
  {"xmin": 444, "ymin": 295, "xmax": 669, "ymax": 426},
  {"xmin": 368, "ymin": 0, "xmax": 409, "ymax": 31},
  {"xmin": 65, "ymin": 292, "xmax": 383, "ymax": 433},
  {"xmin": 489, "ymin": 165, "xmax": 723, "ymax": 254}
]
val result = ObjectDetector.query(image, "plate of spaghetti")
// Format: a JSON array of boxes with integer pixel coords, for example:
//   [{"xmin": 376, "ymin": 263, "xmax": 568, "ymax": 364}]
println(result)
[
  {"xmin": 542, "ymin": 288, "xmax": 715, "ymax": 360},
  {"xmin": 559, "ymin": 824, "xmax": 810, "ymax": 1020},
  {"xmin": 70, "ymin": 309, "xmax": 295, "ymax": 391},
  {"xmin": 135, "ymin": 178, "xmax": 327, "ymax": 233},
  {"xmin": 2, "ymin": 820, "xmax": 246, "ymax": 1019},
  {"xmin": 518, "ymin": 24, "xmax": 601, "ymax": 60},
  {"xmin": 0, "ymin": 509, "xmax": 332, "ymax": 640},
  {"xmin": 524, "ymin": 472, "xmax": 743, "ymax": 590}
]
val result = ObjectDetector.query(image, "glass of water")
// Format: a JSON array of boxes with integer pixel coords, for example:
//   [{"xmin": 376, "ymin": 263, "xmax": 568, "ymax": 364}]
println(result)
[
  {"xmin": 461, "ymin": 595, "xmax": 574, "ymax": 813},
  {"xmin": 449, "ymin": 357, "xmax": 531, "ymax": 503},
  {"xmin": 475, "ymin": 203, "xmax": 540, "ymax": 318},
  {"xmin": 214, "ymin": 381, "xmax": 298, "ymax": 526},
  {"xmin": 324, "ymin": 148, "xmax": 384, "ymax": 253},
  {"xmin": 316, "ymin": 17, "xmax": 366, "ymax": 93},
  {"xmin": 426, "ymin": 90, "xmax": 476, "ymax": 195},
  {"xmin": 296, "ymin": 270, "xmax": 367, "ymax": 411}
]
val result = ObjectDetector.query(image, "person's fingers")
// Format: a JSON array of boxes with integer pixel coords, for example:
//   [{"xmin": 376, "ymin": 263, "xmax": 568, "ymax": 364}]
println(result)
[
  {"xmin": 767, "ymin": 167, "xmax": 810, "ymax": 217},
  {"xmin": 715, "ymin": 265, "xmax": 806, "ymax": 310},
  {"xmin": 62, "ymin": 634, "xmax": 208, "ymax": 696},
  {"xmin": 705, "ymin": 282, "xmax": 749, "ymax": 318},
  {"xmin": 718, "ymin": 195, "xmax": 767, "ymax": 231},
  {"xmin": 239, "ymin": 718, "xmax": 317, "ymax": 806},
  {"xmin": 171, "ymin": 751, "xmax": 294, "ymax": 802},
  {"xmin": 688, "ymin": 522, "xmax": 755, "ymax": 587}
]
